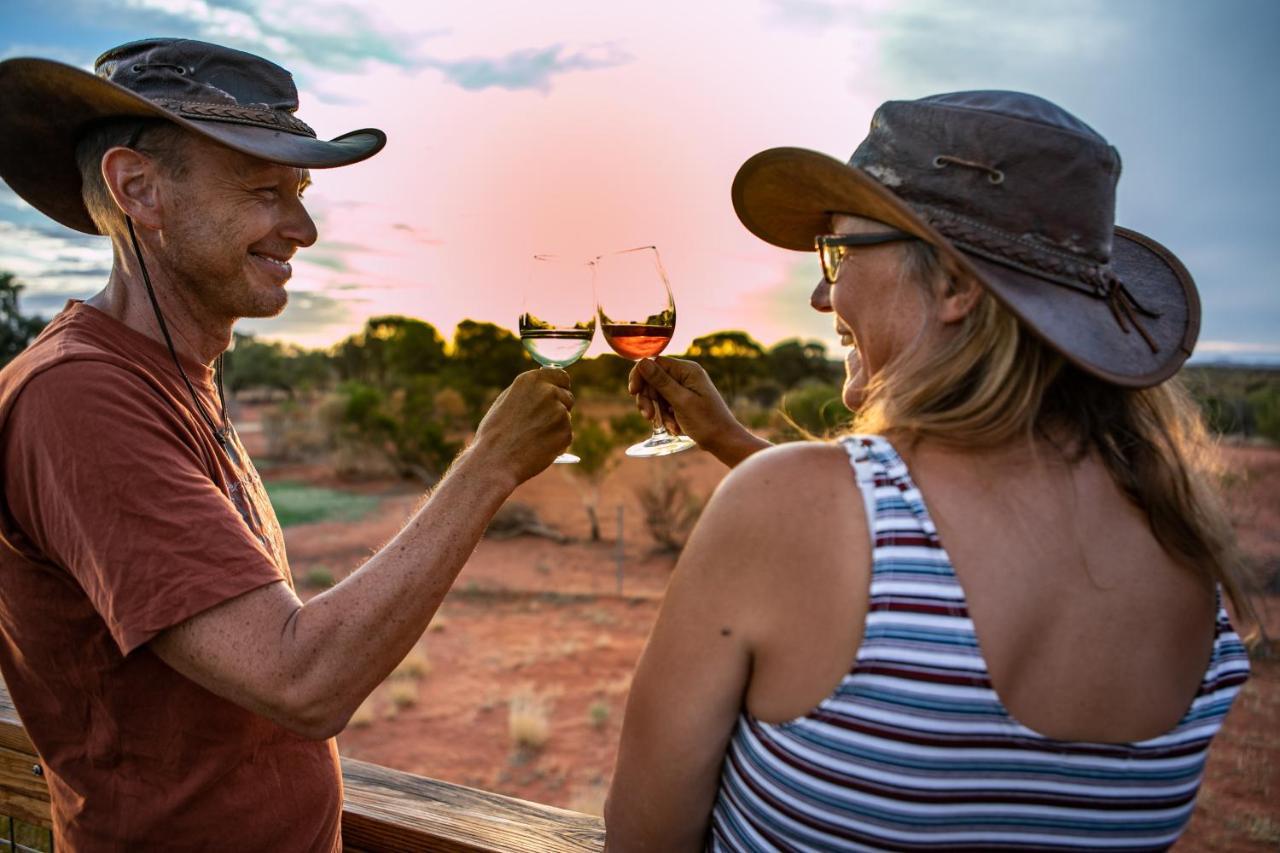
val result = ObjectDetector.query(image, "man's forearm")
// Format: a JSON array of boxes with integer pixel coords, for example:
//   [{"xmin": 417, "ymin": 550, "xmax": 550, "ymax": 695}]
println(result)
[{"xmin": 282, "ymin": 445, "xmax": 515, "ymax": 733}]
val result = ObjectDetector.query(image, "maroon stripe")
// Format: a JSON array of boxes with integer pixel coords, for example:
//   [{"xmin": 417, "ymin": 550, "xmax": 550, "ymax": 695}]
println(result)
[
  {"xmin": 854, "ymin": 663, "xmax": 990, "ymax": 688},
  {"xmin": 868, "ymin": 600, "xmax": 968, "ymax": 616}
]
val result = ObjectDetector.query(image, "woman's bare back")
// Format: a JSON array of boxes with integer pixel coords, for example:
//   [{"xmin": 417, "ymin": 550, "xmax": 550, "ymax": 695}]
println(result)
[{"xmin": 745, "ymin": 438, "xmax": 1217, "ymax": 744}]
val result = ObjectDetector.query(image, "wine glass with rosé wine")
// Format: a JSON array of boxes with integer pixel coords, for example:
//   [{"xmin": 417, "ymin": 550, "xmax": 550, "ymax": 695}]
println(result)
[
  {"xmin": 518, "ymin": 254, "xmax": 596, "ymax": 464},
  {"xmin": 594, "ymin": 245, "xmax": 696, "ymax": 458}
]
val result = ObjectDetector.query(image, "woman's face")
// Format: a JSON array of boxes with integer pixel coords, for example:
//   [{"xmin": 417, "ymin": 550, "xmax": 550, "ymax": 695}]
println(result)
[{"xmin": 811, "ymin": 214, "xmax": 934, "ymax": 410}]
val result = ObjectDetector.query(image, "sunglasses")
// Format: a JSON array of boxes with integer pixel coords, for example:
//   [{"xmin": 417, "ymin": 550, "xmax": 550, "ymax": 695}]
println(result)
[{"xmin": 815, "ymin": 230, "xmax": 920, "ymax": 284}]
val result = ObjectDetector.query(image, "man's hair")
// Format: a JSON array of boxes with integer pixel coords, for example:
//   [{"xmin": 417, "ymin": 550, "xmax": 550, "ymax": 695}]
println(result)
[
  {"xmin": 845, "ymin": 240, "xmax": 1253, "ymax": 630},
  {"xmin": 74, "ymin": 118, "xmax": 189, "ymax": 237}
]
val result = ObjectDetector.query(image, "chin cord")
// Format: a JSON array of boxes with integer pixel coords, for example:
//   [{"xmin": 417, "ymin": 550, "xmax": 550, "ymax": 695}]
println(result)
[{"xmin": 125, "ymin": 216, "xmax": 238, "ymax": 464}]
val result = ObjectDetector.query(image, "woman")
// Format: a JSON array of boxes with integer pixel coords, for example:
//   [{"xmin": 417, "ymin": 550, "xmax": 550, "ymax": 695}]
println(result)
[{"xmin": 604, "ymin": 91, "xmax": 1252, "ymax": 851}]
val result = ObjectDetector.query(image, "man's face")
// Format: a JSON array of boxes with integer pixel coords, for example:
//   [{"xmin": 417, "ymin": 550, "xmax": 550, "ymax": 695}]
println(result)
[{"xmin": 152, "ymin": 133, "xmax": 316, "ymax": 321}]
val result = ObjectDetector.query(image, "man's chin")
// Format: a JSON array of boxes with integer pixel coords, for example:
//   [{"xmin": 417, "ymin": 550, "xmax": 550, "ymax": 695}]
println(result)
[{"xmin": 241, "ymin": 290, "xmax": 289, "ymax": 320}]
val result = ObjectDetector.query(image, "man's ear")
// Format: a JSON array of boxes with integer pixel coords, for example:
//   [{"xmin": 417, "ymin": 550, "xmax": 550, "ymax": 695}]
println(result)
[{"xmin": 101, "ymin": 146, "xmax": 164, "ymax": 230}]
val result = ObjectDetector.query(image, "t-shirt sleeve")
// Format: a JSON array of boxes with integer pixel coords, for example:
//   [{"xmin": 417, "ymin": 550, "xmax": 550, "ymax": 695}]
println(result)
[{"xmin": 3, "ymin": 361, "xmax": 286, "ymax": 655}]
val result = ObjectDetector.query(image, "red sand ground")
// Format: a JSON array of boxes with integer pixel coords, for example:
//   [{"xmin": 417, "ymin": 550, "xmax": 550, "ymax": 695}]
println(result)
[{"xmin": 247, "ymin": 411, "xmax": 1280, "ymax": 849}]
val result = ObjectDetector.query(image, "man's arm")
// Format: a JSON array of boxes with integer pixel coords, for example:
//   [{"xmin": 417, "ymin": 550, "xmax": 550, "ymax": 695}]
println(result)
[{"xmin": 150, "ymin": 368, "xmax": 573, "ymax": 739}]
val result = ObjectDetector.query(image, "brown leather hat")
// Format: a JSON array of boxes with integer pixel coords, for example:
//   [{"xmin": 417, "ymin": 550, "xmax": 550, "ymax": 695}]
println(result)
[
  {"xmin": 0, "ymin": 37, "xmax": 387, "ymax": 235},
  {"xmin": 732, "ymin": 91, "xmax": 1199, "ymax": 388}
]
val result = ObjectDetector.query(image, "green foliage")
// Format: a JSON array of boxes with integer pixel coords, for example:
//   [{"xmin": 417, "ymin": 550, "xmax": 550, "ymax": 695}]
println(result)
[
  {"xmin": 263, "ymin": 480, "xmax": 380, "ymax": 527},
  {"xmin": 329, "ymin": 380, "xmax": 460, "ymax": 482},
  {"xmin": 302, "ymin": 567, "xmax": 336, "ymax": 589},
  {"xmin": 451, "ymin": 320, "xmax": 530, "ymax": 389},
  {"xmin": 0, "ymin": 272, "xmax": 47, "ymax": 368},
  {"xmin": 609, "ymin": 411, "xmax": 652, "ymax": 445},
  {"xmin": 334, "ymin": 315, "xmax": 447, "ymax": 385},
  {"xmin": 1181, "ymin": 365, "xmax": 1280, "ymax": 440},
  {"xmin": 228, "ymin": 332, "xmax": 332, "ymax": 394},
  {"xmin": 570, "ymin": 353, "xmax": 632, "ymax": 392},
  {"xmin": 767, "ymin": 339, "xmax": 838, "ymax": 388},
  {"xmin": 683, "ymin": 330, "xmax": 767, "ymax": 403},
  {"xmin": 777, "ymin": 381, "xmax": 852, "ymax": 439}
]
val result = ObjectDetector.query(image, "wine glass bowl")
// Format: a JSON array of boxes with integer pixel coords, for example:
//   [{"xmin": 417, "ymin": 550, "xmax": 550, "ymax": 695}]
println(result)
[
  {"xmin": 520, "ymin": 254, "xmax": 596, "ymax": 464},
  {"xmin": 594, "ymin": 246, "xmax": 696, "ymax": 458}
]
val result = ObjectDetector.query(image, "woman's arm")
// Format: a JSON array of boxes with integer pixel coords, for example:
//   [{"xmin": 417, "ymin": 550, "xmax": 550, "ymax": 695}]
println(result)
[
  {"xmin": 605, "ymin": 442, "xmax": 851, "ymax": 850},
  {"xmin": 627, "ymin": 357, "xmax": 773, "ymax": 468}
]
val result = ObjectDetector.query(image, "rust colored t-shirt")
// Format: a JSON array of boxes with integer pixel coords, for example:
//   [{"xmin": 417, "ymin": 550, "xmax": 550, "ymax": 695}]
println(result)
[{"xmin": 0, "ymin": 302, "xmax": 342, "ymax": 850}]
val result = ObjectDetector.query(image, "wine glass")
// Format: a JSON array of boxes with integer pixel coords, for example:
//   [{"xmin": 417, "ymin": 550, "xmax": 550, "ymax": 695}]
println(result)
[
  {"xmin": 519, "ymin": 254, "xmax": 596, "ymax": 464},
  {"xmin": 594, "ymin": 246, "xmax": 696, "ymax": 458}
]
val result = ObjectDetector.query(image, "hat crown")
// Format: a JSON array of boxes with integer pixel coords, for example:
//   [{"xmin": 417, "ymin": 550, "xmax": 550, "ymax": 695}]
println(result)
[
  {"xmin": 94, "ymin": 38, "xmax": 300, "ymax": 114},
  {"xmin": 850, "ymin": 90, "xmax": 1121, "ymax": 266}
]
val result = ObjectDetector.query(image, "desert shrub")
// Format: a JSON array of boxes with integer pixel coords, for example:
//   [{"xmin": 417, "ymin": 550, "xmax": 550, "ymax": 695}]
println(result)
[
  {"xmin": 609, "ymin": 410, "xmax": 652, "ymax": 446},
  {"xmin": 1249, "ymin": 387, "xmax": 1280, "ymax": 443},
  {"xmin": 566, "ymin": 415, "xmax": 626, "ymax": 541},
  {"xmin": 302, "ymin": 567, "xmax": 335, "ymax": 589},
  {"xmin": 392, "ymin": 646, "xmax": 431, "ymax": 680},
  {"xmin": 261, "ymin": 396, "xmax": 331, "ymax": 461},
  {"xmin": 588, "ymin": 700, "xmax": 610, "ymax": 730},
  {"xmin": 508, "ymin": 690, "xmax": 551, "ymax": 750},
  {"xmin": 325, "ymin": 380, "xmax": 460, "ymax": 483},
  {"xmin": 388, "ymin": 681, "xmax": 418, "ymax": 710},
  {"xmin": 635, "ymin": 467, "xmax": 704, "ymax": 553},
  {"xmin": 775, "ymin": 381, "xmax": 851, "ymax": 439}
]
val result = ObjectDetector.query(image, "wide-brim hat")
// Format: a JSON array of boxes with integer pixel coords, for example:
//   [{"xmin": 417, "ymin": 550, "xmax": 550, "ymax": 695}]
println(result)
[
  {"xmin": 0, "ymin": 38, "xmax": 386, "ymax": 235},
  {"xmin": 732, "ymin": 91, "xmax": 1199, "ymax": 388}
]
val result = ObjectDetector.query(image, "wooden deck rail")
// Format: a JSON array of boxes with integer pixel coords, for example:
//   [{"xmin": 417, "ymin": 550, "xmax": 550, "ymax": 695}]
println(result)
[{"xmin": 0, "ymin": 681, "xmax": 605, "ymax": 851}]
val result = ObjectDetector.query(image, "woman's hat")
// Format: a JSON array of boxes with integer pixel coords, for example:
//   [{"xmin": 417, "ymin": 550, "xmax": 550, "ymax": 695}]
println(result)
[
  {"xmin": 731, "ymin": 91, "xmax": 1198, "ymax": 388},
  {"xmin": 0, "ymin": 37, "xmax": 387, "ymax": 235}
]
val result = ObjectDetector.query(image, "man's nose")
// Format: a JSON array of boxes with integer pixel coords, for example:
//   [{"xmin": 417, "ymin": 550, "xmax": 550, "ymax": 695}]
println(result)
[
  {"xmin": 811, "ymin": 277, "xmax": 833, "ymax": 313},
  {"xmin": 281, "ymin": 197, "xmax": 318, "ymax": 248}
]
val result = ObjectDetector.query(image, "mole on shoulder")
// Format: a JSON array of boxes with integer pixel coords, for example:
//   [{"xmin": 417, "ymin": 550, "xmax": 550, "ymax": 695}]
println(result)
[{"xmin": 720, "ymin": 627, "xmax": 732, "ymax": 637}]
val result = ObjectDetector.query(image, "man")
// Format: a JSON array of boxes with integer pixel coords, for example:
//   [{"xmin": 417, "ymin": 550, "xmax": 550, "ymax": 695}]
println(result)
[{"xmin": 0, "ymin": 38, "xmax": 572, "ymax": 849}]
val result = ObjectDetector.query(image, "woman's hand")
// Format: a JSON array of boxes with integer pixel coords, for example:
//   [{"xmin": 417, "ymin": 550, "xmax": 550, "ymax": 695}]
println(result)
[{"xmin": 627, "ymin": 357, "xmax": 772, "ymax": 468}]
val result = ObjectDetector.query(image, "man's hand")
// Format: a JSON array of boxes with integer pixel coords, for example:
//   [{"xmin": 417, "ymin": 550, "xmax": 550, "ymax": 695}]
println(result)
[
  {"xmin": 627, "ymin": 357, "xmax": 771, "ymax": 468},
  {"xmin": 472, "ymin": 368, "xmax": 574, "ymax": 485}
]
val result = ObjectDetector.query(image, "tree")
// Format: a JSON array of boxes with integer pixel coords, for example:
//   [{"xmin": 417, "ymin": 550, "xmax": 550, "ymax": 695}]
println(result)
[
  {"xmin": 450, "ymin": 320, "xmax": 529, "ymax": 390},
  {"xmin": 333, "ymin": 315, "xmax": 447, "ymax": 385},
  {"xmin": 683, "ymin": 330, "xmax": 766, "ymax": 403},
  {"xmin": 767, "ymin": 339, "xmax": 838, "ymax": 389},
  {"xmin": 1, "ymin": 272, "xmax": 47, "ymax": 367}
]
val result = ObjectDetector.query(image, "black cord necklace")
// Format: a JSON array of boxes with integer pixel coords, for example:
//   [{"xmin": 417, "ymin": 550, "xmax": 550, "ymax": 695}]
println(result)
[{"xmin": 126, "ymin": 217, "xmax": 241, "ymax": 468}]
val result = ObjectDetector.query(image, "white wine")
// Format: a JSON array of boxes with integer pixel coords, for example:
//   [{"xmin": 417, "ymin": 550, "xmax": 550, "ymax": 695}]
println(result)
[{"xmin": 521, "ymin": 329, "xmax": 593, "ymax": 368}]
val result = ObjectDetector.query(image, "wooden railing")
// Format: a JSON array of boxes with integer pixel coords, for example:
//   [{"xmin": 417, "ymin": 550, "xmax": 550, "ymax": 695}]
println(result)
[{"xmin": 0, "ymin": 682, "xmax": 605, "ymax": 851}]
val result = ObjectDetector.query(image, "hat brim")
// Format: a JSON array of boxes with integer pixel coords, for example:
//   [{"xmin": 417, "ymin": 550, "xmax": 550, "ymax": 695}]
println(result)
[
  {"xmin": 731, "ymin": 147, "xmax": 1198, "ymax": 388},
  {"xmin": 0, "ymin": 57, "xmax": 386, "ymax": 235}
]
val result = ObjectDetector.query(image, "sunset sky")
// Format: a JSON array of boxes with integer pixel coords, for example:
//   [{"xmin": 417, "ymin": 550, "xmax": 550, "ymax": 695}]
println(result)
[{"xmin": 2, "ymin": 0, "xmax": 1277, "ymax": 361}]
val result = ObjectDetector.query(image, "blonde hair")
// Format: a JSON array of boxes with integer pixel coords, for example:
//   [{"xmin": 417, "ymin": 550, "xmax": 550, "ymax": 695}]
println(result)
[{"xmin": 851, "ymin": 241, "xmax": 1253, "ymax": 622}]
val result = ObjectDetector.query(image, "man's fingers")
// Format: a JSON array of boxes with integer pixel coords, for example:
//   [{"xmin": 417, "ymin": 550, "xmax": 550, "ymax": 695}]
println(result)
[
  {"xmin": 554, "ymin": 387, "xmax": 575, "ymax": 410},
  {"xmin": 537, "ymin": 367, "xmax": 572, "ymax": 389}
]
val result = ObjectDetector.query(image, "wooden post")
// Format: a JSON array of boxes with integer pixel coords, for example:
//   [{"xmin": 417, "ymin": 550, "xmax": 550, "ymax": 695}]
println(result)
[{"xmin": 615, "ymin": 505, "xmax": 625, "ymax": 596}]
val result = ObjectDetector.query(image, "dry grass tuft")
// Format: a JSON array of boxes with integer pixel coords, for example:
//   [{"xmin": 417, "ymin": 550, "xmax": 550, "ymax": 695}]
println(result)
[
  {"xmin": 393, "ymin": 646, "xmax": 431, "ymax": 680},
  {"xmin": 588, "ymin": 700, "xmax": 611, "ymax": 730},
  {"xmin": 568, "ymin": 782, "xmax": 608, "ymax": 817},
  {"xmin": 388, "ymin": 681, "xmax": 418, "ymax": 710},
  {"xmin": 508, "ymin": 689, "xmax": 552, "ymax": 751}
]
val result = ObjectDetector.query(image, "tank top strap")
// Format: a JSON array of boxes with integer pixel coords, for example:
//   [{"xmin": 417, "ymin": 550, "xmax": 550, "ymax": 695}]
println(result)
[{"xmin": 837, "ymin": 434, "xmax": 952, "ymax": 582}]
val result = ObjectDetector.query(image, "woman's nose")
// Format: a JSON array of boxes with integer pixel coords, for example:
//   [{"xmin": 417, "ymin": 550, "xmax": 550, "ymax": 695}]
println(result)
[{"xmin": 810, "ymin": 277, "xmax": 833, "ymax": 313}]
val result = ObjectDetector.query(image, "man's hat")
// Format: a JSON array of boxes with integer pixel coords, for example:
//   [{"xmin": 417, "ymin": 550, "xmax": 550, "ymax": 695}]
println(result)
[
  {"xmin": 731, "ymin": 91, "xmax": 1199, "ymax": 388},
  {"xmin": 0, "ymin": 37, "xmax": 387, "ymax": 235}
]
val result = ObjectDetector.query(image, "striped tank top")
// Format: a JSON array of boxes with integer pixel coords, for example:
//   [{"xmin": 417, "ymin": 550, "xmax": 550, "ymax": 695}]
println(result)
[{"xmin": 709, "ymin": 435, "xmax": 1251, "ymax": 851}]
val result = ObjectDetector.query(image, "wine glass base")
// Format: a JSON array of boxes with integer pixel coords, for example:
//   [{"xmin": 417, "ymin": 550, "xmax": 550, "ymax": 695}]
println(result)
[
  {"xmin": 625, "ymin": 433, "xmax": 696, "ymax": 458},
  {"xmin": 553, "ymin": 452, "xmax": 581, "ymax": 464}
]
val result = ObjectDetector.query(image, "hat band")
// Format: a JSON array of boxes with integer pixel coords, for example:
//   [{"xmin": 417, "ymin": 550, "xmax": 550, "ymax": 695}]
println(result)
[
  {"xmin": 917, "ymin": 204, "xmax": 1162, "ymax": 353},
  {"xmin": 150, "ymin": 97, "xmax": 316, "ymax": 138}
]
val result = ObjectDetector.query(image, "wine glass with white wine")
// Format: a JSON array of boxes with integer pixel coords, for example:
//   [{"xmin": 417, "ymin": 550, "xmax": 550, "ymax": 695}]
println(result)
[
  {"xmin": 518, "ymin": 254, "xmax": 596, "ymax": 464},
  {"xmin": 594, "ymin": 245, "xmax": 695, "ymax": 457}
]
